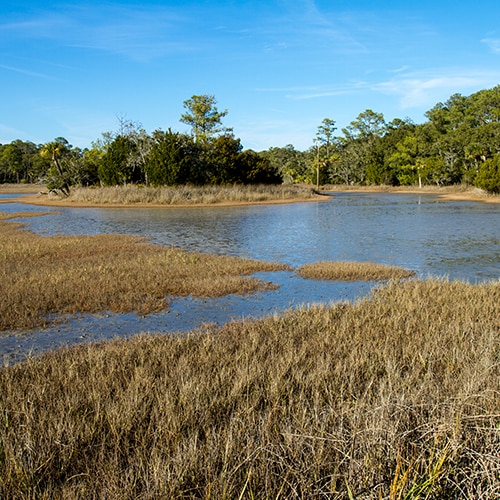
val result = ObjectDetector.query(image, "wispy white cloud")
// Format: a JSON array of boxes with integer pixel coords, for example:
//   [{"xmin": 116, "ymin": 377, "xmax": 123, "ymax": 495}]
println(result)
[
  {"xmin": 0, "ymin": 14, "xmax": 68, "ymax": 37},
  {"xmin": 390, "ymin": 66, "xmax": 412, "ymax": 74},
  {"xmin": 254, "ymin": 67, "xmax": 498, "ymax": 110},
  {"xmin": 304, "ymin": 0, "xmax": 370, "ymax": 50},
  {"xmin": 246, "ymin": 0, "xmax": 370, "ymax": 56},
  {"xmin": 373, "ymin": 69, "xmax": 500, "ymax": 109},
  {"xmin": 481, "ymin": 37, "xmax": 500, "ymax": 53},
  {"xmin": 1, "ymin": 5, "xmax": 197, "ymax": 62},
  {"xmin": 67, "ymin": 5, "xmax": 196, "ymax": 61},
  {"xmin": 0, "ymin": 64, "xmax": 52, "ymax": 79},
  {"xmin": 254, "ymin": 84, "xmax": 359, "ymax": 100}
]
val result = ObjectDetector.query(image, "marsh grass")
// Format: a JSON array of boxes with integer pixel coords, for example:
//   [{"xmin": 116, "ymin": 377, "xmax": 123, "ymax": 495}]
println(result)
[
  {"xmin": 0, "ymin": 278, "xmax": 499, "ymax": 498},
  {"xmin": 297, "ymin": 260, "xmax": 416, "ymax": 281},
  {"xmin": 0, "ymin": 183, "xmax": 41, "ymax": 195},
  {"xmin": 55, "ymin": 184, "xmax": 323, "ymax": 205},
  {"xmin": 0, "ymin": 213, "xmax": 289, "ymax": 330}
]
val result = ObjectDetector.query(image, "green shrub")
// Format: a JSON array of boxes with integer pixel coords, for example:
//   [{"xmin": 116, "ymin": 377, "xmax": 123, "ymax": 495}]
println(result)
[{"xmin": 474, "ymin": 155, "xmax": 500, "ymax": 193}]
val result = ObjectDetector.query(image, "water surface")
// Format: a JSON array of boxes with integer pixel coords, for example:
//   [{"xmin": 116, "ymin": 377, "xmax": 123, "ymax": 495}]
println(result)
[{"xmin": 2, "ymin": 192, "xmax": 499, "ymax": 364}]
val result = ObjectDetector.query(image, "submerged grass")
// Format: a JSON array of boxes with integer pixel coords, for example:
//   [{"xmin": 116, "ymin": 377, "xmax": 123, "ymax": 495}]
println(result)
[
  {"xmin": 0, "ymin": 213, "xmax": 289, "ymax": 331},
  {"xmin": 0, "ymin": 278, "xmax": 499, "ymax": 498},
  {"xmin": 297, "ymin": 260, "xmax": 416, "ymax": 281}
]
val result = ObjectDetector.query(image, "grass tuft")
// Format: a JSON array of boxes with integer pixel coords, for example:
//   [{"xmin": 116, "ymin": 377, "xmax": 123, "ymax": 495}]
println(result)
[{"xmin": 297, "ymin": 260, "xmax": 416, "ymax": 281}]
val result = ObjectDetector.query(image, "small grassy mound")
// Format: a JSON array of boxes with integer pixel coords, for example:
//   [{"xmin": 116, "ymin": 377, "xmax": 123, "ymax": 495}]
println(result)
[{"xmin": 297, "ymin": 260, "xmax": 416, "ymax": 281}]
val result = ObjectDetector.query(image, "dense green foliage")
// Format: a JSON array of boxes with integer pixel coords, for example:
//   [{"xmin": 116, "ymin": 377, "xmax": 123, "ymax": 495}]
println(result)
[
  {"xmin": 474, "ymin": 152, "xmax": 500, "ymax": 193},
  {"xmin": 264, "ymin": 86, "xmax": 500, "ymax": 192},
  {"xmin": 2, "ymin": 87, "xmax": 500, "ymax": 193}
]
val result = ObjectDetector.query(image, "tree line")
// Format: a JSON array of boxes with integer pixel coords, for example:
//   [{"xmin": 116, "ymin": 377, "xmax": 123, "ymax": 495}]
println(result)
[
  {"xmin": 1, "ymin": 88, "xmax": 500, "ymax": 193},
  {"xmin": 266, "ymin": 86, "xmax": 500, "ymax": 193}
]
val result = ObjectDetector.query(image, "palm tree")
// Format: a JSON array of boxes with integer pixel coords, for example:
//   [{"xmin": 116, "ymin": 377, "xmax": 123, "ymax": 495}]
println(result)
[{"xmin": 40, "ymin": 138, "xmax": 71, "ymax": 196}]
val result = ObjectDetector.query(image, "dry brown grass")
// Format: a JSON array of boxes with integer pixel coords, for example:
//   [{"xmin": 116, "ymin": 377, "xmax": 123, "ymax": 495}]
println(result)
[
  {"xmin": 297, "ymin": 260, "xmax": 416, "ymax": 281},
  {"xmin": 0, "ymin": 212, "xmax": 289, "ymax": 331},
  {"xmin": 0, "ymin": 278, "xmax": 499, "ymax": 498},
  {"xmin": 39, "ymin": 184, "xmax": 324, "ymax": 206},
  {"xmin": 3, "ymin": 182, "xmax": 499, "ymax": 205},
  {"xmin": 0, "ymin": 183, "xmax": 42, "ymax": 194}
]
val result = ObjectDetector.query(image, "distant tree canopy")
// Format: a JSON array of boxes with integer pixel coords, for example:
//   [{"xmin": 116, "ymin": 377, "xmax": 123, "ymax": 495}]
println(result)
[{"xmin": 2, "ymin": 87, "xmax": 500, "ymax": 193}]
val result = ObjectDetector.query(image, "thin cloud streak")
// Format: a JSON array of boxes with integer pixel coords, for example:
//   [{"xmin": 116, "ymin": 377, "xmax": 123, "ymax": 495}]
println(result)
[
  {"xmin": 254, "ymin": 85, "xmax": 359, "ymax": 100},
  {"xmin": 65, "ymin": 5, "xmax": 196, "ymax": 61},
  {"xmin": 1, "ymin": 5, "xmax": 197, "ymax": 62},
  {"xmin": 0, "ymin": 64, "xmax": 52, "ymax": 79}
]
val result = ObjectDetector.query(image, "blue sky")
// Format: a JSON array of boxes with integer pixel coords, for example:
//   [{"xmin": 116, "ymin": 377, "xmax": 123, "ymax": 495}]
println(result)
[{"xmin": 2, "ymin": 0, "xmax": 500, "ymax": 151}]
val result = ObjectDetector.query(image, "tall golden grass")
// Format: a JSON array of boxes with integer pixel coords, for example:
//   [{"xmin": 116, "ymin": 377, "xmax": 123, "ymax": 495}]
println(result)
[
  {"xmin": 53, "ymin": 184, "xmax": 323, "ymax": 206},
  {"xmin": 297, "ymin": 260, "xmax": 416, "ymax": 281},
  {"xmin": 1, "ymin": 278, "xmax": 499, "ymax": 498},
  {"xmin": 0, "ymin": 213, "xmax": 289, "ymax": 330}
]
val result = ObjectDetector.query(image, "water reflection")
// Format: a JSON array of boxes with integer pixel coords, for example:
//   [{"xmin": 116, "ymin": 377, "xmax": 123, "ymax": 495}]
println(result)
[{"xmin": 1, "ymin": 192, "xmax": 499, "ymax": 364}]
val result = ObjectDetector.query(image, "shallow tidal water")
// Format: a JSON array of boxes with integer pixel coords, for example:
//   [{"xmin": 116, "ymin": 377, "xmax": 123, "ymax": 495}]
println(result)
[{"xmin": 1, "ymin": 192, "xmax": 499, "ymax": 365}]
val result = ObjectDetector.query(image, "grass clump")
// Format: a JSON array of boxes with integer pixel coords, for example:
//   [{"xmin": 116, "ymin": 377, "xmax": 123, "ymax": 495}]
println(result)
[
  {"xmin": 297, "ymin": 260, "xmax": 416, "ymax": 281},
  {"xmin": 0, "ymin": 213, "xmax": 289, "ymax": 330},
  {"xmin": 1, "ymin": 278, "xmax": 499, "ymax": 498}
]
